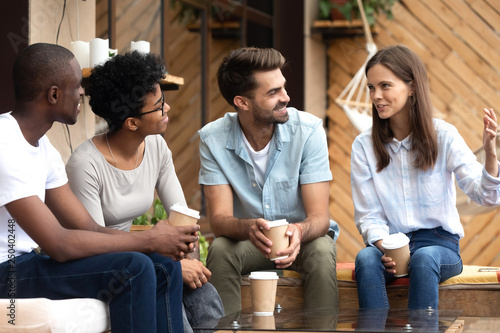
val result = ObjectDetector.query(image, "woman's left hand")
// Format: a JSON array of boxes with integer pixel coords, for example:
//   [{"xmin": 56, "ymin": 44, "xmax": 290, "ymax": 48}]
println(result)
[
  {"xmin": 483, "ymin": 108, "xmax": 498, "ymax": 177},
  {"xmin": 483, "ymin": 108, "xmax": 498, "ymax": 153},
  {"xmin": 181, "ymin": 258, "xmax": 211, "ymax": 289}
]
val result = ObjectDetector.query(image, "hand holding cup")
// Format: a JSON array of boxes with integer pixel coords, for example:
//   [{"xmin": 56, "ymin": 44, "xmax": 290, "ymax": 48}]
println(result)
[
  {"xmin": 151, "ymin": 220, "xmax": 199, "ymax": 260},
  {"xmin": 249, "ymin": 218, "xmax": 273, "ymax": 255},
  {"xmin": 261, "ymin": 219, "xmax": 290, "ymax": 261},
  {"xmin": 381, "ymin": 233, "xmax": 410, "ymax": 277}
]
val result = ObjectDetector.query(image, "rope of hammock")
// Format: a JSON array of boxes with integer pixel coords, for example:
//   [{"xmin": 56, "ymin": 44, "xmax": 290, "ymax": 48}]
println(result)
[{"xmin": 335, "ymin": 0, "xmax": 377, "ymax": 133}]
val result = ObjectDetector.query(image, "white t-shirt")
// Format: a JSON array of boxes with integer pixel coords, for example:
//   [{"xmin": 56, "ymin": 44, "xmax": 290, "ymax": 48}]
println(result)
[
  {"xmin": 0, "ymin": 113, "xmax": 67, "ymax": 263},
  {"xmin": 242, "ymin": 133, "xmax": 270, "ymax": 188},
  {"xmin": 66, "ymin": 135, "xmax": 186, "ymax": 231}
]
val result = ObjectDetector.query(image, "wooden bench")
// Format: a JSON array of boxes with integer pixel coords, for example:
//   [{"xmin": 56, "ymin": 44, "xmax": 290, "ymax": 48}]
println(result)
[{"xmin": 241, "ymin": 263, "xmax": 500, "ymax": 317}]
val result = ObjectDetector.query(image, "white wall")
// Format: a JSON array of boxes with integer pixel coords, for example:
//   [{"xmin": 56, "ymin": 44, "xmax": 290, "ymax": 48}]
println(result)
[{"xmin": 29, "ymin": 0, "xmax": 96, "ymax": 162}]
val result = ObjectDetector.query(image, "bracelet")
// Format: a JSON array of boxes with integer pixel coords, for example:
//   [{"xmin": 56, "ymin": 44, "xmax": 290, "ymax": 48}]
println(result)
[{"xmin": 295, "ymin": 223, "xmax": 303, "ymax": 242}]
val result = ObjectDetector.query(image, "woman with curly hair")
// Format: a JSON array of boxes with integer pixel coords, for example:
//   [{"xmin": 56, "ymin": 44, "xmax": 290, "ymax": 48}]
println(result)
[
  {"xmin": 66, "ymin": 51, "xmax": 224, "ymax": 332},
  {"xmin": 351, "ymin": 45, "xmax": 500, "ymax": 310}
]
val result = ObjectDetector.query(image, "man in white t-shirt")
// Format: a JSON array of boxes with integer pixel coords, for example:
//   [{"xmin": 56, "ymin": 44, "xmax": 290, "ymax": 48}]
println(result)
[{"xmin": 0, "ymin": 43, "xmax": 199, "ymax": 332}]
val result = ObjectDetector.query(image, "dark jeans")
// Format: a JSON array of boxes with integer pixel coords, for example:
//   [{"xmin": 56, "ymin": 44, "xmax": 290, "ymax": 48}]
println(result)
[
  {"xmin": 355, "ymin": 227, "xmax": 463, "ymax": 309},
  {"xmin": 0, "ymin": 251, "xmax": 183, "ymax": 332},
  {"xmin": 183, "ymin": 283, "xmax": 224, "ymax": 333}
]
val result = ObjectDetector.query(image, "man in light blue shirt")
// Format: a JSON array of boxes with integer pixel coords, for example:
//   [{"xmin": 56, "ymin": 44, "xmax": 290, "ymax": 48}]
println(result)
[{"xmin": 198, "ymin": 47, "xmax": 339, "ymax": 314}]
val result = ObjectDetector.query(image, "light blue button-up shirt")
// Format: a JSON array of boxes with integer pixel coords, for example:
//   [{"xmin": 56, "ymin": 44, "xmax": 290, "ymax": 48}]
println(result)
[
  {"xmin": 351, "ymin": 118, "xmax": 500, "ymax": 246},
  {"xmin": 199, "ymin": 107, "xmax": 339, "ymax": 240}
]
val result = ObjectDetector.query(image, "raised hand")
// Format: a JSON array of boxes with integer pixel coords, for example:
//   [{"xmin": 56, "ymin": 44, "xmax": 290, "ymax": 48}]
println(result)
[{"xmin": 483, "ymin": 108, "xmax": 498, "ymax": 177}]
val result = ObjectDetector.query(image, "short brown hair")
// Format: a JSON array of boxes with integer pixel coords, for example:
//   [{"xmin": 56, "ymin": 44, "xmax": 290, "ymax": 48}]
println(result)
[{"xmin": 217, "ymin": 47, "xmax": 286, "ymax": 109}]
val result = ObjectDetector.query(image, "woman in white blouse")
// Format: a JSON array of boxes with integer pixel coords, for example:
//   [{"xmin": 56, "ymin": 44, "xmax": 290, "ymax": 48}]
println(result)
[{"xmin": 351, "ymin": 44, "xmax": 500, "ymax": 310}]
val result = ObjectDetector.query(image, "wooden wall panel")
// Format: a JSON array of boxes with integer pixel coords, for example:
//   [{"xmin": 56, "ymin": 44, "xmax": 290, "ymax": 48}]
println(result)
[
  {"xmin": 163, "ymin": 20, "xmax": 239, "ymax": 214},
  {"xmin": 327, "ymin": 0, "xmax": 500, "ymax": 265}
]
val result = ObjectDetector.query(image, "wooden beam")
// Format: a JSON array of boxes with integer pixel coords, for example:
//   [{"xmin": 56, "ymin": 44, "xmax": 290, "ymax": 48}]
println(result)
[
  {"xmin": 274, "ymin": 0, "xmax": 305, "ymax": 110},
  {"xmin": 108, "ymin": 0, "xmax": 116, "ymax": 48},
  {"xmin": 229, "ymin": 3, "xmax": 272, "ymax": 28}
]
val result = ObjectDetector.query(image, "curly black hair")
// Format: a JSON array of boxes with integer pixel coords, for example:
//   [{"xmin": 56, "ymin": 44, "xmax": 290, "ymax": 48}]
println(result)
[{"xmin": 87, "ymin": 51, "xmax": 165, "ymax": 132}]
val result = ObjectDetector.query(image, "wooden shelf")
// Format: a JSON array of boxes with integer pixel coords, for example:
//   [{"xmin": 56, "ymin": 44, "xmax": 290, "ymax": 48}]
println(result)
[
  {"xmin": 81, "ymin": 68, "xmax": 184, "ymax": 92},
  {"xmin": 186, "ymin": 21, "xmax": 241, "ymax": 39},
  {"xmin": 312, "ymin": 19, "xmax": 378, "ymax": 39}
]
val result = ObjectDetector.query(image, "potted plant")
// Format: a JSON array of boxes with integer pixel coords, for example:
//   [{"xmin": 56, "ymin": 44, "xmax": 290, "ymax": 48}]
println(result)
[
  {"xmin": 132, "ymin": 198, "xmax": 210, "ymax": 265},
  {"xmin": 170, "ymin": 0, "xmax": 241, "ymax": 25},
  {"xmin": 318, "ymin": 0, "xmax": 398, "ymax": 26},
  {"xmin": 318, "ymin": 0, "xmax": 348, "ymax": 21}
]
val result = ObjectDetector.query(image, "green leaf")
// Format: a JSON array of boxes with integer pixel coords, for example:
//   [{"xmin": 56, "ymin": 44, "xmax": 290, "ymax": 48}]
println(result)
[
  {"xmin": 198, "ymin": 232, "xmax": 210, "ymax": 266},
  {"xmin": 132, "ymin": 213, "xmax": 152, "ymax": 225},
  {"xmin": 336, "ymin": 0, "xmax": 399, "ymax": 26},
  {"xmin": 339, "ymin": 2, "xmax": 354, "ymax": 21},
  {"xmin": 318, "ymin": 0, "xmax": 332, "ymax": 20}
]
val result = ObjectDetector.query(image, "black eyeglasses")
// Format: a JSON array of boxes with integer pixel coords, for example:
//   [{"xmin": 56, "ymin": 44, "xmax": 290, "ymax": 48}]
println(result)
[{"xmin": 137, "ymin": 91, "xmax": 164, "ymax": 116}]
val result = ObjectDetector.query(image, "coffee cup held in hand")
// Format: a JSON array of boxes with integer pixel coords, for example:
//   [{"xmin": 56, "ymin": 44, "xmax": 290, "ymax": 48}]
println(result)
[
  {"xmin": 381, "ymin": 232, "xmax": 410, "ymax": 277},
  {"xmin": 169, "ymin": 203, "xmax": 200, "ymax": 226},
  {"xmin": 262, "ymin": 219, "xmax": 289, "ymax": 261},
  {"xmin": 249, "ymin": 271, "xmax": 279, "ymax": 315}
]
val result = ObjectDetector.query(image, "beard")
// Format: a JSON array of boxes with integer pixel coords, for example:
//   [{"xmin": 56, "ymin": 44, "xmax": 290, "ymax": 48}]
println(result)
[{"xmin": 251, "ymin": 101, "xmax": 289, "ymax": 126}]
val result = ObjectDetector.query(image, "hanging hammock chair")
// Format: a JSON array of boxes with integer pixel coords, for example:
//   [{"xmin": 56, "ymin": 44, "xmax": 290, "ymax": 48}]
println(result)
[{"xmin": 335, "ymin": 0, "xmax": 377, "ymax": 133}]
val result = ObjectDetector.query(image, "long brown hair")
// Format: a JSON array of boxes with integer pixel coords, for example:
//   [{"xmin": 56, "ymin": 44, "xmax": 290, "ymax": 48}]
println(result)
[{"xmin": 366, "ymin": 45, "xmax": 437, "ymax": 172}]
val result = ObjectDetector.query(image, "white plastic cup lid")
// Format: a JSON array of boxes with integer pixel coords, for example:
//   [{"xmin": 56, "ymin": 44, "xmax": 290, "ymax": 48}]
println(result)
[
  {"xmin": 381, "ymin": 232, "xmax": 410, "ymax": 250},
  {"xmin": 169, "ymin": 203, "xmax": 200, "ymax": 219},
  {"xmin": 253, "ymin": 311, "xmax": 274, "ymax": 316},
  {"xmin": 266, "ymin": 219, "xmax": 289, "ymax": 228},
  {"xmin": 249, "ymin": 271, "xmax": 279, "ymax": 280}
]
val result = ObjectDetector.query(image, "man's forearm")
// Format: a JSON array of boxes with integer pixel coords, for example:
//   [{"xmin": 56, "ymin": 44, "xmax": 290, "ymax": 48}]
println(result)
[
  {"xmin": 210, "ymin": 216, "xmax": 257, "ymax": 241},
  {"xmin": 295, "ymin": 215, "xmax": 330, "ymax": 243}
]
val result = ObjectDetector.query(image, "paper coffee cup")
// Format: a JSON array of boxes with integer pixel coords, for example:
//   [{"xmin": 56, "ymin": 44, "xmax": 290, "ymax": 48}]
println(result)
[
  {"xmin": 381, "ymin": 232, "xmax": 410, "ymax": 277},
  {"xmin": 169, "ymin": 203, "xmax": 200, "ymax": 226},
  {"xmin": 262, "ymin": 219, "xmax": 289, "ymax": 261},
  {"xmin": 249, "ymin": 271, "xmax": 279, "ymax": 315},
  {"xmin": 252, "ymin": 314, "xmax": 275, "ymax": 329}
]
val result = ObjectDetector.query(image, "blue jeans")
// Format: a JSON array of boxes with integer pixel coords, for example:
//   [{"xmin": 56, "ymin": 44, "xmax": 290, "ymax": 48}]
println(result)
[
  {"xmin": 182, "ymin": 283, "xmax": 224, "ymax": 333},
  {"xmin": 0, "ymin": 251, "xmax": 183, "ymax": 332},
  {"xmin": 355, "ymin": 227, "xmax": 463, "ymax": 309},
  {"xmin": 356, "ymin": 308, "xmax": 439, "ymax": 332}
]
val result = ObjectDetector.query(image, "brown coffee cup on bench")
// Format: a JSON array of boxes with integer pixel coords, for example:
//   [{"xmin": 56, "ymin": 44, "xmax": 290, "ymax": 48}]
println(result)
[
  {"xmin": 252, "ymin": 314, "xmax": 276, "ymax": 329},
  {"xmin": 249, "ymin": 271, "xmax": 279, "ymax": 315}
]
